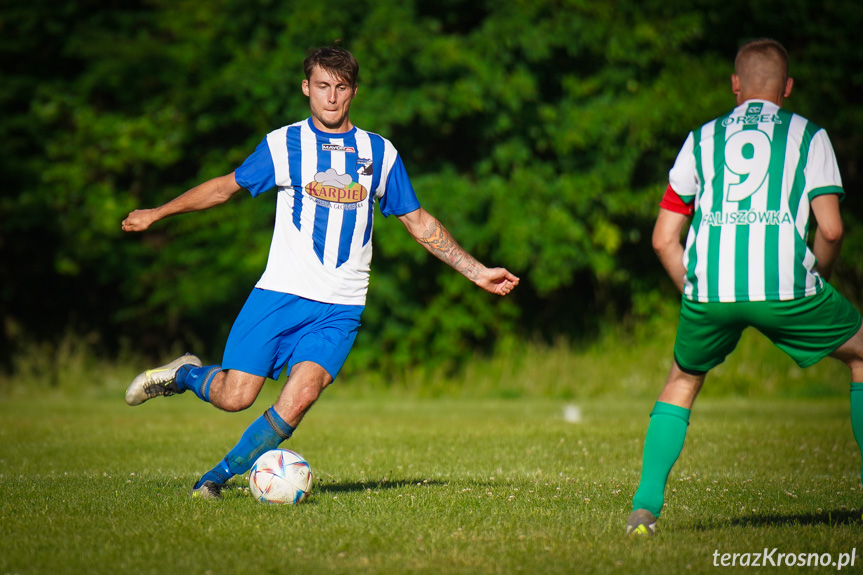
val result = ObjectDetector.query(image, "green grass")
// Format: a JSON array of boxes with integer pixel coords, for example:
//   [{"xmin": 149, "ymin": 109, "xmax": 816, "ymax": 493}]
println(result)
[
  {"xmin": 1, "ymin": 319, "xmax": 861, "ymax": 574},
  {"xmin": 1, "ymin": 384, "xmax": 861, "ymax": 574}
]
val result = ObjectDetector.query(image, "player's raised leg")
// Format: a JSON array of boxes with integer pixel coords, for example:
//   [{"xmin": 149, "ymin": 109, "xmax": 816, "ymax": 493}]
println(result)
[
  {"xmin": 126, "ymin": 357, "xmax": 262, "ymax": 407},
  {"xmin": 198, "ymin": 368, "xmax": 268, "ymax": 412},
  {"xmin": 191, "ymin": 361, "xmax": 331, "ymax": 499},
  {"xmin": 628, "ymin": 362, "xmax": 704, "ymax": 535}
]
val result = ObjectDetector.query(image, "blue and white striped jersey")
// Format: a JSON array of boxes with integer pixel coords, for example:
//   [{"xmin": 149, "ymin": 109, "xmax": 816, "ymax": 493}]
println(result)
[{"xmin": 235, "ymin": 118, "xmax": 421, "ymax": 305}]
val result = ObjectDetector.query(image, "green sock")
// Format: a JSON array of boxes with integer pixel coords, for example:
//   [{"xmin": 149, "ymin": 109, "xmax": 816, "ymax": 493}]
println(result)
[
  {"xmin": 851, "ymin": 383, "xmax": 863, "ymax": 486},
  {"xmin": 632, "ymin": 401, "xmax": 691, "ymax": 517}
]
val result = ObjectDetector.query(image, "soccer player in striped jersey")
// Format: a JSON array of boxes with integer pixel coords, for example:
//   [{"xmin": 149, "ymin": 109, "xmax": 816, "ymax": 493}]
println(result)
[
  {"xmin": 627, "ymin": 38, "xmax": 863, "ymax": 535},
  {"xmin": 121, "ymin": 46, "xmax": 519, "ymax": 498}
]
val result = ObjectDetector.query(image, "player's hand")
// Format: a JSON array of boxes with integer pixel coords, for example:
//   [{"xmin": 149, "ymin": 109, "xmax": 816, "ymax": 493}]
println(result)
[
  {"xmin": 121, "ymin": 209, "xmax": 157, "ymax": 233},
  {"xmin": 476, "ymin": 268, "xmax": 520, "ymax": 296}
]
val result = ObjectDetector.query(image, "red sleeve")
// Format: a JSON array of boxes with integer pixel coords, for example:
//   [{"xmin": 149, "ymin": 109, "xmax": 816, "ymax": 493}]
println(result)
[{"xmin": 659, "ymin": 184, "xmax": 694, "ymax": 216}]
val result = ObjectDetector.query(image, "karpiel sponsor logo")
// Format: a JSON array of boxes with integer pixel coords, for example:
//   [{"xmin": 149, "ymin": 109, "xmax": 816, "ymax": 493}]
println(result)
[{"xmin": 305, "ymin": 169, "xmax": 368, "ymax": 204}]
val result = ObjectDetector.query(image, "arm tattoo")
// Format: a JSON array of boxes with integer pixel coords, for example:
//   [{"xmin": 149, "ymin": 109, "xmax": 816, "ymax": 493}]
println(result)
[{"xmin": 417, "ymin": 218, "xmax": 482, "ymax": 281}]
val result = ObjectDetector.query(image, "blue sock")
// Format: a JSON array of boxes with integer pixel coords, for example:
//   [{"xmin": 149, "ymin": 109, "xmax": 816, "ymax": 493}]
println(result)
[
  {"xmin": 176, "ymin": 365, "xmax": 221, "ymax": 403},
  {"xmin": 194, "ymin": 407, "xmax": 294, "ymax": 488}
]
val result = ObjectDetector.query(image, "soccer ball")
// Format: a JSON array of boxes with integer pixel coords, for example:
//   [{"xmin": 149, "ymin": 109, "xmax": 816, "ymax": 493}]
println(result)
[{"xmin": 248, "ymin": 449, "xmax": 313, "ymax": 504}]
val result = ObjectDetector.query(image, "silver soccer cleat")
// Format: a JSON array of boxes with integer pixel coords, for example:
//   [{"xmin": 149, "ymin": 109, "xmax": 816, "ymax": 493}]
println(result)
[{"xmin": 125, "ymin": 353, "xmax": 202, "ymax": 406}]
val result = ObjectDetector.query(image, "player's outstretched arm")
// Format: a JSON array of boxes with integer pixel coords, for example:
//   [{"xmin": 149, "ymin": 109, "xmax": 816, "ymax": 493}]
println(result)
[
  {"xmin": 652, "ymin": 207, "xmax": 690, "ymax": 294},
  {"xmin": 397, "ymin": 208, "xmax": 519, "ymax": 296},
  {"xmin": 121, "ymin": 172, "xmax": 243, "ymax": 232}
]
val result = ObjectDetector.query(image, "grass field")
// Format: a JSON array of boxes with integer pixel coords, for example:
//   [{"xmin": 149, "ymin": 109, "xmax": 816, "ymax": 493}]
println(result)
[{"xmin": 1, "ymin": 377, "xmax": 861, "ymax": 574}]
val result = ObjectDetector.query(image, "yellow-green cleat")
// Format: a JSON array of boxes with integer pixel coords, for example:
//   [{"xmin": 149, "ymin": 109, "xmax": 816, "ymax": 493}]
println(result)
[
  {"xmin": 626, "ymin": 509, "xmax": 657, "ymax": 536},
  {"xmin": 125, "ymin": 353, "xmax": 202, "ymax": 406},
  {"xmin": 190, "ymin": 480, "xmax": 225, "ymax": 500}
]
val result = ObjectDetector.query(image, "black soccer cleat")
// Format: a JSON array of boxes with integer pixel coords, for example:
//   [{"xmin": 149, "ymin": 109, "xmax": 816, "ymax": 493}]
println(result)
[{"xmin": 190, "ymin": 480, "xmax": 225, "ymax": 500}]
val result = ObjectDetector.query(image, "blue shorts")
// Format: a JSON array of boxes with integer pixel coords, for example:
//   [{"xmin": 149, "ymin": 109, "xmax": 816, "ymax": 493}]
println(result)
[{"xmin": 222, "ymin": 288, "xmax": 364, "ymax": 381}]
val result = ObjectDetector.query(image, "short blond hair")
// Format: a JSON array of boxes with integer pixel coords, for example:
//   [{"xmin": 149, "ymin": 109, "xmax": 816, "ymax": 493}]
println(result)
[{"xmin": 734, "ymin": 38, "xmax": 788, "ymax": 92}]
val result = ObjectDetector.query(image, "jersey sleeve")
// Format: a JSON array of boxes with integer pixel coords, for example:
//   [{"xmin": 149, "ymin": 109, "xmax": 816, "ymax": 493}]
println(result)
[
  {"xmin": 234, "ymin": 136, "xmax": 277, "ymax": 198},
  {"xmin": 378, "ymin": 153, "xmax": 421, "ymax": 217},
  {"xmin": 659, "ymin": 184, "xmax": 694, "ymax": 216},
  {"xmin": 667, "ymin": 132, "xmax": 699, "ymax": 203},
  {"xmin": 804, "ymin": 129, "xmax": 844, "ymax": 201}
]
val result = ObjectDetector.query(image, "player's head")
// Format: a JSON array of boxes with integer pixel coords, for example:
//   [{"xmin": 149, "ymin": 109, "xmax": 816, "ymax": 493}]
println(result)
[
  {"xmin": 732, "ymin": 38, "xmax": 793, "ymax": 105},
  {"xmin": 302, "ymin": 44, "xmax": 359, "ymax": 132},
  {"xmin": 303, "ymin": 45, "xmax": 359, "ymax": 88}
]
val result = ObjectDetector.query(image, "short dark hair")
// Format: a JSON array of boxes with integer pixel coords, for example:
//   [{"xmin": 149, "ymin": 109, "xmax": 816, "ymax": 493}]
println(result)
[{"xmin": 303, "ymin": 45, "xmax": 359, "ymax": 86}]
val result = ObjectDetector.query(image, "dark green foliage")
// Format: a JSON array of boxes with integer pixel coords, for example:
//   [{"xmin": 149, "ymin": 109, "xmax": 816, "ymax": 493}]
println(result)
[{"xmin": 2, "ymin": 0, "xmax": 863, "ymax": 371}]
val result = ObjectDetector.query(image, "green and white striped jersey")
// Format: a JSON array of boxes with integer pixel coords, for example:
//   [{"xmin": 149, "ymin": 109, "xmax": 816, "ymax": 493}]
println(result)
[{"xmin": 669, "ymin": 99, "xmax": 844, "ymax": 303}]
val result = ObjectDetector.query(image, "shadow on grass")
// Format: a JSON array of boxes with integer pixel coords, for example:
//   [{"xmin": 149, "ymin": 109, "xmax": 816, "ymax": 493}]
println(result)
[
  {"xmin": 692, "ymin": 509, "xmax": 861, "ymax": 530},
  {"xmin": 190, "ymin": 478, "xmax": 450, "ymax": 503},
  {"xmin": 314, "ymin": 478, "xmax": 448, "ymax": 494}
]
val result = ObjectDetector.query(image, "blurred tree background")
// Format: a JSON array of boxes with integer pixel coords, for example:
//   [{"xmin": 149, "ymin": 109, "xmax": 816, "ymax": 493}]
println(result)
[{"xmin": 2, "ymin": 0, "xmax": 862, "ymax": 377}]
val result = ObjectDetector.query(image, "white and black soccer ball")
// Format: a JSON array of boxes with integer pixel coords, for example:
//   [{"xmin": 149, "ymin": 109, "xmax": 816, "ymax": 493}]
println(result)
[{"xmin": 248, "ymin": 449, "xmax": 313, "ymax": 504}]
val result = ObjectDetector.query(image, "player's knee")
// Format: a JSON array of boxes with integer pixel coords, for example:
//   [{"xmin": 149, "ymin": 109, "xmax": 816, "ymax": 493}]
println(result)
[
  {"xmin": 213, "ymin": 371, "xmax": 266, "ymax": 412},
  {"xmin": 217, "ymin": 383, "xmax": 259, "ymax": 412},
  {"xmin": 220, "ymin": 393, "xmax": 255, "ymax": 412},
  {"xmin": 295, "ymin": 382, "xmax": 323, "ymax": 409}
]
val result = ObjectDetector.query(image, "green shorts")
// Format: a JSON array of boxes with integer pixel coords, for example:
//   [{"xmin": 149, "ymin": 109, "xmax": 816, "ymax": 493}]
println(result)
[{"xmin": 674, "ymin": 283, "xmax": 862, "ymax": 373}]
